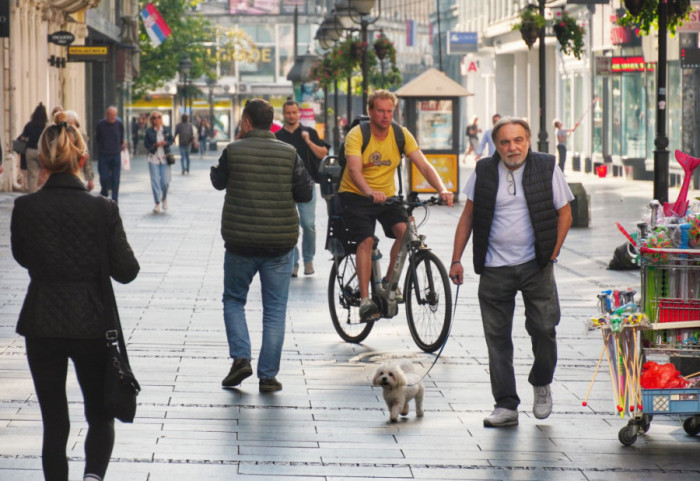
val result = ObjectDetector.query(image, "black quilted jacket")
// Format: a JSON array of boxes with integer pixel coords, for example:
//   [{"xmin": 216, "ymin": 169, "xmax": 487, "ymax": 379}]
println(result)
[{"xmin": 10, "ymin": 173, "xmax": 140, "ymax": 339}]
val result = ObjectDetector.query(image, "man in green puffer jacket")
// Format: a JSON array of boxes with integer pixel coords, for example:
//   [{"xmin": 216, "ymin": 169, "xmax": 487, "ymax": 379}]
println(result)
[{"xmin": 210, "ymin": 98, "xmax": 313, "ymax": 393}]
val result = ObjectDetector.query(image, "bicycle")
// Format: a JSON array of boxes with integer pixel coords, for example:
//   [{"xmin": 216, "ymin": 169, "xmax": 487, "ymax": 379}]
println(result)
[{"xmin": 327, "ymin": 192, "xmax": 452, "ymax": 353}]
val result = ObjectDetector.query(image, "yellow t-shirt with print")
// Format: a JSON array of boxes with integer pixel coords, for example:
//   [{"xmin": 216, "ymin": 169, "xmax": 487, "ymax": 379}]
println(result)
[{"xmin": 338, "ymin": 124, "xmax": 419, "ymax": 197}]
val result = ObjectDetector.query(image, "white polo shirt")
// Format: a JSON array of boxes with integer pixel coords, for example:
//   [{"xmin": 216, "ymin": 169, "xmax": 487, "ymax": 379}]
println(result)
[{"xmin": 464, "ymin": 161, "xmax": 574, "ymax": 267}]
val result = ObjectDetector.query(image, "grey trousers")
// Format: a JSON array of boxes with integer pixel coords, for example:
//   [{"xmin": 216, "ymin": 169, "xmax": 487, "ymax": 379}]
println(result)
[{"xmin": 478, "ymin": 259, "xmax": 560, "ymax": 410}]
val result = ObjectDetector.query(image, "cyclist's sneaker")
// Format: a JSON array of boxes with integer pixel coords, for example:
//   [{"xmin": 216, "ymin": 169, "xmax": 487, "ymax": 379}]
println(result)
[
  {"xmin": 382, "ymin": 279, "xmax": 404, "ymax": 303},
  {"xmin": 359, "ymin": 298, "xmax": 381, "ymax": 323}
]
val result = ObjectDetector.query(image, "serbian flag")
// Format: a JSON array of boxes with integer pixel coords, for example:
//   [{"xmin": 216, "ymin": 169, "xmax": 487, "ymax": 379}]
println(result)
[
  {"xmin": 406, "ymin": 19, "xmax": 416, "ymax": 47},
  {"xmin": 141, "ymin": 3, "xmax": 171, "ymax": 48}
]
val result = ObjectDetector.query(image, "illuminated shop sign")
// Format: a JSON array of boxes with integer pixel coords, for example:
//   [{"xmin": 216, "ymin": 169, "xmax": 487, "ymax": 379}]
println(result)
[{"xmin": 611, "ymin": 56, "xmax": 645, "ymax": 73}]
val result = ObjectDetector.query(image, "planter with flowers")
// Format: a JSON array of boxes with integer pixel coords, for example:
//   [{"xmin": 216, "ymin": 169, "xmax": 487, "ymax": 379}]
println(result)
[
  {"xmin": 512, "ymin": 5, "xmax": 545, "ymax": 49},
  {"xmin": 553, "ymin": 10, "xmax": 585, "ymax": 60}
]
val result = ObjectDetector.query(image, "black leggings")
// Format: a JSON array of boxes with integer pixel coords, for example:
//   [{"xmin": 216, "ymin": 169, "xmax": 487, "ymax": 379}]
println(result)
[{"xmin": 26, "ymin": 338, "xmax": 115, "ymax": 481}]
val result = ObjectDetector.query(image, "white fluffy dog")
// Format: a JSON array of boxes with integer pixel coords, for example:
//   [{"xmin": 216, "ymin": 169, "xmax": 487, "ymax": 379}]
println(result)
[{"xmin": 372, "ymin": 362, "xmax": 424, "ymax": 422}]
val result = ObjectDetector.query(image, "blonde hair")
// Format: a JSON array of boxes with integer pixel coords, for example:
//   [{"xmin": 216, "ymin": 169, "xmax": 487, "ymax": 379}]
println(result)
[
  {"xmin": 148, "ymin": 110, "xmax": 163, "ymax": 128},
  {"xmin": 39, "ymin": 111, "xmax": 87, "ymax": 176},
  {"xmin": 368, "ymin": 89, "xmax": 398, "ymax": 112}
]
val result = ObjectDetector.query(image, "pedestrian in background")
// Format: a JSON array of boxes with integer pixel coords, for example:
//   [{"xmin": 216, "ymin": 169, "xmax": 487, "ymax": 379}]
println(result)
[
  {"xmin": 553, "ymin": 119, "xmax": 578, "ymax": 173},
  {"xmin": 174, "ymin": 114, "xmax": 196, "ymax": 175},
  {"xmin": 11, "ymin": 112, "xmax": 140, "ymax": 481},
  {"xmin": 449, "ymin": 117, "xmax": 573, "ymax": 428},
  {"xmin": 62, "ymin": 110, "xmax": 95, "ymax": 191},
  {"xmin": 144, "ymin": 111, "xmax": 174, "ymax": 214},
  {"xmin": 197, "ymin": 118, "xmax": 210, "ymax": 158},
  {"xmin": 95, "ymin": 106, "xmax": 126, "ymax": 203},
  {"xmin": 17, "ymin": 102, "xmax": 48, "ymax": 193},
  {"xmin": 275, "ymin": 99, "xmax": 329, "ymax": 277},
  {"xmin": 210, "ymin": 98, "xmax": 313, "ymax": 393},
  {"xmin": 475, "ymin": 113, "xmax": 501, "ymax": 161},
  {"xmin": 465, "ymin": 115, "xmax": 480, "ymax": 158}
]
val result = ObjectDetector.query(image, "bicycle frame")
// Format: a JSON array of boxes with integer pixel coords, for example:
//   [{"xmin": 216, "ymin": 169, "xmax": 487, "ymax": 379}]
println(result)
[{"xmin": 369, "ymin": 211, "xmax": 431, "ymax": 318}]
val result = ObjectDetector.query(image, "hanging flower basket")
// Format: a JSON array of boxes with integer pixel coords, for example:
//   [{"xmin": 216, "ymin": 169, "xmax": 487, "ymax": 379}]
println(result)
[
  {"xmin": 513, "ymin": 6, "xmax": 545, "ymax": 50},
  {"xmin": 373, "ymin": 34, "xmax": 396, "ymax": 62},
  {"xmin": 553, "ymin": 10, "xmax": 586, "ymax": 60}
]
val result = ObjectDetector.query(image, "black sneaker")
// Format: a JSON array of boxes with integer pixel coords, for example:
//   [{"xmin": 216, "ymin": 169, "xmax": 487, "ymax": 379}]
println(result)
[
  {"xmin": 259, "ymin": 377, "xmax": 283, "ymax": 392},
  {"xmin": 222, "ymin": 359, "xmax": 252, "ymax": 388}
]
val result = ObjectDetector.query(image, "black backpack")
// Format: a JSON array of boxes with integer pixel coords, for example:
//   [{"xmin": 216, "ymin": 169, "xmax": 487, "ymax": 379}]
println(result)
[{"xmin": 319, "ymin": 116, "xmax": 406, "ymax": 199}]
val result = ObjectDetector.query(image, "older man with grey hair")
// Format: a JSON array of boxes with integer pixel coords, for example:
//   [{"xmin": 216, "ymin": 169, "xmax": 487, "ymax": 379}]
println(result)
[
  {"xmin": 449, "ymin": 117, "xmax": 574, "ymax": 427},
  {"xmin": 95, "ymin": 106, "xmax": 127, "ymax": 203}
]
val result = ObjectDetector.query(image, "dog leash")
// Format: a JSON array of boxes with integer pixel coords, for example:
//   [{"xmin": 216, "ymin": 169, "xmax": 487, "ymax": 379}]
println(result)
[{"xmin": 408, "ymin": 281, "xmax": 460, "ymax": 386}]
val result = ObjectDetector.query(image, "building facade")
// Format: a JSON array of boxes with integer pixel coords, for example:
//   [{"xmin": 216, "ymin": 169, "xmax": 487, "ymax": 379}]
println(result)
[{"xmin": 0, "ymin": 0, "xmax": 138, "ymax": 192}]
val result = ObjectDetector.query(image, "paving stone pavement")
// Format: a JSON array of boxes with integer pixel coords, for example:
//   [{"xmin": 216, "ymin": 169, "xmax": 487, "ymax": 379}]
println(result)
[{"xmin": 2, "ymin": 151, "xmax": 700, "ymax": 480}]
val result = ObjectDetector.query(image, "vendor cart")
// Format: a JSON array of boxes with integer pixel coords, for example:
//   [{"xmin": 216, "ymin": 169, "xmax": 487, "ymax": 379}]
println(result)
[{"xmin": 615, "ymin": 246, "xmax": 700, "ymax": 445}]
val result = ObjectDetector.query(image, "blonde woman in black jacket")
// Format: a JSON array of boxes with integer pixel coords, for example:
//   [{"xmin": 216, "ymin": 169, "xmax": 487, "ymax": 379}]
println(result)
[{"xmin": 10, "ymin": 112, "xmax": 140, "ymax": 481}]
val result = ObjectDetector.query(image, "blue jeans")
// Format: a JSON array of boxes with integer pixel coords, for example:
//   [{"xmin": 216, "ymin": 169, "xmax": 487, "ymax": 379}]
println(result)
[
  {"xmin": 478, "ymin": 259, "xmax": 560, "ymax": 410},
  {"xmin": 199, "ymin": 137, "xmax": 207, "ymax": 155},
  {"xmin": 148, "ymin": 162, "xmax": 170, "ymax": 204},
  {"xmin": 223, "ymin": 250, "xmax": 292, "ymax": 379},
  {"xmin": 98, "ymin": 152, "xmax": 121, "ymax": 203},
  {"xmin": 179, "ymin": 146, "xmax": 191, "ymax": 173},
  {"xmin": 292, "ymin": 186, "xmax": 316, "ymax": 266}
]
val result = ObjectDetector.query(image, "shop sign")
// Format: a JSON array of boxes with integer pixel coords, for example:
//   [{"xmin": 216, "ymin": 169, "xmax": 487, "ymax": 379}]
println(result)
[
  {"xmin": 611, "ymin": 26, "xmax": 641, "ymax": 47},
  {"xmin": 611, "ymin": 56, "xmax": 646, "ymax": 73},
  {"xmin": 595, "ymin": 57, "xmax": 612, "ymax": 75},
  {"xmin": 677, "ymin": 6, "xmax": 700, "ymax": 32},
  {"xmin": 67, "ymin": 45, "xmax": 110, "ymax": 62},
  {"xmin": 447, "ymin": 31, "xmax": 478, "ymax": 55},
  {"xmin": 48, "ymin": 31, "xmax": 75, "ymax": 46},
  {"xmin": 0, "ymin": 0, "xmax": 9, "ymax": 38}
]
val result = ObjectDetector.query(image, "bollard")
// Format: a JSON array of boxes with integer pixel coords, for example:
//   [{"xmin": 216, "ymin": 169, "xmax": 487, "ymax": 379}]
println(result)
[{"xmin": 568, "ymin": 182, "xmax": 590, "ymax": 227}]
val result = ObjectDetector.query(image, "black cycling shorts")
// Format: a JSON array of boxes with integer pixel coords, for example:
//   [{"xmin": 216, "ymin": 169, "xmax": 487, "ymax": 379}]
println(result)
[{"xmin": 338, "ymin": 192, "xmax": 408, "ymax": 244}]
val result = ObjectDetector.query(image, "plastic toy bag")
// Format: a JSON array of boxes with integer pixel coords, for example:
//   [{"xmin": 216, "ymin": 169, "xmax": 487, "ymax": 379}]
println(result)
[{"xmin": 640, "ymin": 361, "xmax": 689, "ymax": 389}]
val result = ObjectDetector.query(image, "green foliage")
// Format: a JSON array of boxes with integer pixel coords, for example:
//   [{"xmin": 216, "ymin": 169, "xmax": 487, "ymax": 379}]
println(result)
[
  {"xmin": 310, "ymin": 34, "xmax": 401, "ymax": 92},
  {"xmin": 512, "ymin": 6, "xmax": 546, "ymax": 32},
  {"xmin": 617, "ymin": 0, "xmax": 692, "ymax": 36},
  {"xmin": 553, "ymin": 10, "xmax": 586, "ymax": 60},
  {"xmin": 133, "ymin": 0, "xmax": 214, "ymax": 98}
]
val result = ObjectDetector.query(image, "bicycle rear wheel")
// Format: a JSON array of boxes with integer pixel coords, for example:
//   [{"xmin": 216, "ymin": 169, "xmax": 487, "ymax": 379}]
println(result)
[
  {"xmin": 404, "ymin": 250, "xmax": 452, "ymax": 352},
  {"xmin": 328, "ymin": 254, "xmax": 374, "ymax": 343}
]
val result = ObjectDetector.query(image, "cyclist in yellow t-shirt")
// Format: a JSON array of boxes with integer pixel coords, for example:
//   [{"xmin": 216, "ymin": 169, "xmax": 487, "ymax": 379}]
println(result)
[{"xmin": 338, "ymin": 90, "xmax": 454, "ymax": 322}]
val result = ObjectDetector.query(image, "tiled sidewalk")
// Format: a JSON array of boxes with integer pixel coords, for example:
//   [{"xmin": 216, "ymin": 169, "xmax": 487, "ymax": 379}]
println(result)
[{"xmin": 1, "ymin": 153, "xmax": 700, "ymax": 480}]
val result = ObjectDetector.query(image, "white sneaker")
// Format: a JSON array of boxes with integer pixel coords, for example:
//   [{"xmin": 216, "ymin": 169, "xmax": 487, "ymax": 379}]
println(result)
[
  {"xmin": 533, "ymin": 384, "xmax": 553, "ymax": 419},
  {"xmin": 483, "ymin": 407, "xmax": 518, "ymax": 427},
  {"xmin": 162, "ymin": 199, "xmax": 168, "ymax": 211},
  {"xmin": 153, "ymin": 203, "xmax": 161, "ymax": 214}
]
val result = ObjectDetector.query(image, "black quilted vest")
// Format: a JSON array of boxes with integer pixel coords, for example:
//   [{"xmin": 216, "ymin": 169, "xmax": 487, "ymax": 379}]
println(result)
[{"xmin": 472, "ymin": 151, "xmax": 558, "ymax": 274}]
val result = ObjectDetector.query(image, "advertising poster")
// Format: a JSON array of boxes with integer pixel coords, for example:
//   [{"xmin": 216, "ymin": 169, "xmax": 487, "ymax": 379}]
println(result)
[{"xmin": 410, "ymin": 153, "xmax": 458, "ymax": 193}]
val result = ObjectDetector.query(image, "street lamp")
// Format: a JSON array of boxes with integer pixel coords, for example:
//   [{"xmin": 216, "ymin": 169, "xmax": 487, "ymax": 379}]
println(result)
[
  {"xmin": 337, "ymin": 0, "xmax": 381, "ymax": 114},
  {"xmin": 178, "ymin": 54, "xmax": 192, "ymax": 117},
  {"xmin": 517, "ymin": 2, "xmax": 548, "ymax": 153}
]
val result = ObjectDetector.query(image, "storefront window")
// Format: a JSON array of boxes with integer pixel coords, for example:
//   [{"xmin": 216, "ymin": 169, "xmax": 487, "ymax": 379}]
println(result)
[
  {"xmin": 621, "ymin": 73, "xmax": 646, "ymax": 158},
  {"xmin": 646, "ymin": 67, "xmax": 656, "ymax": 157},
  {"xmin": 593, "ymin": 76, "xmax": 603, "ymax": 155},
  {"xmin": 668, "ymin": 61, "xmax": 682, "ymax": 152},
  {"xmin": 573, "ymin": 74, "xmax": 585, "ymax": 152}
]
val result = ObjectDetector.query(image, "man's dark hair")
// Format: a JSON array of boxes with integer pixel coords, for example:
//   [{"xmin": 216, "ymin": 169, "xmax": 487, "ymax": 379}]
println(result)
[
  {"xmin": 283, "ymin": 99, "xmax": 299, "ymax": 109},
  {"xmin": 182, "ymin": 114, "xmax": 189, "ymax": 123},
  {"xmin": 243, "ymin": 98, "xmax": 274, "ymax": 130}
]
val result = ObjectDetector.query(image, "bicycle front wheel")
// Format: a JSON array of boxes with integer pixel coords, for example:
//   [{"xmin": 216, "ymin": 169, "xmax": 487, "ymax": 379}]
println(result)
[
  {"xmin": 328, "ymin": 254, "xmax": 374, "ymax": 343},
  {"xmin": 404, "ymin": 250, "xmax": 452, "ymax": 353}
]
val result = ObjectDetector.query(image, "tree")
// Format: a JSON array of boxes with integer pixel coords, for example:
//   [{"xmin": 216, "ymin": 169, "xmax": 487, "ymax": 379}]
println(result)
[
  {"xmin": 617, "ymin": 0, "xmax": 692, "ymax": 35},
  {"xmin": 133, "ymin": 0, "xmax": 213, "ymax": 98}
]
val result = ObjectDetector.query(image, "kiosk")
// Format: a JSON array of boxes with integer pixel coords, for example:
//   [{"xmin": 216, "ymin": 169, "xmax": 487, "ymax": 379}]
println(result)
[{"xmin": 395, "ymin": 68, "xmax": 471, "ymax": 201}]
